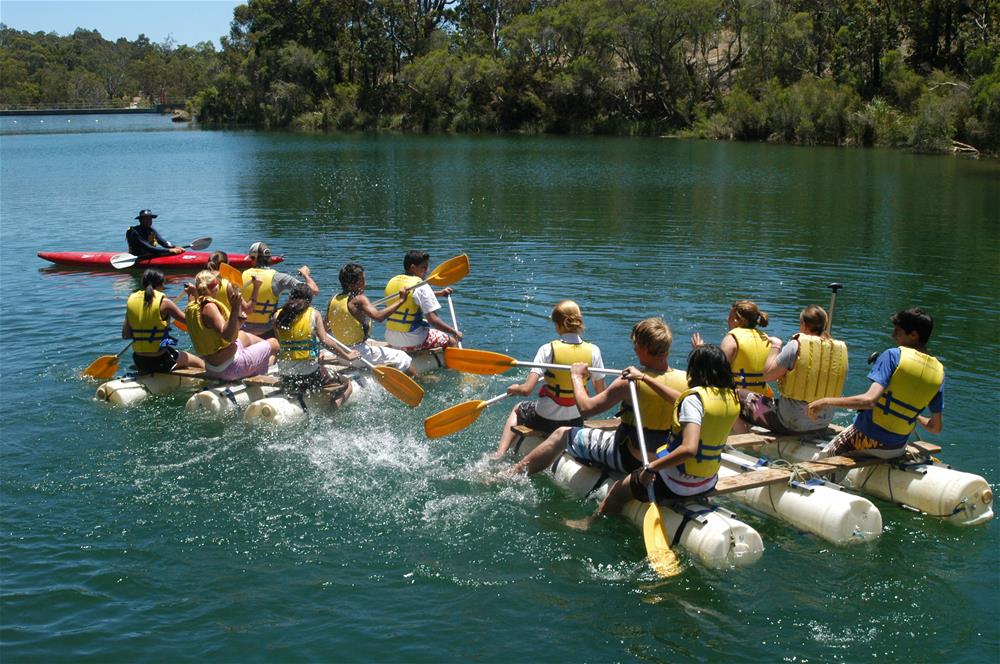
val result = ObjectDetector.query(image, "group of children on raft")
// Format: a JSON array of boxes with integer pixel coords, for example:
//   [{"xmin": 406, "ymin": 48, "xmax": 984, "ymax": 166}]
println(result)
[
  {"xmin": 491, "ymin": 299, "xmax": 943, "ymax": 529},
  {"xmin": 122, "ymin": 246, "xmax": 462, "ymax": 409}
]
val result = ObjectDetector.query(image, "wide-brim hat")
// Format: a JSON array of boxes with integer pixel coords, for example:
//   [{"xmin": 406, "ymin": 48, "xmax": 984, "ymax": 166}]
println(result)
[{"xmin": 135, "ymin": 209, "xmax": 158, "ymax": 219}]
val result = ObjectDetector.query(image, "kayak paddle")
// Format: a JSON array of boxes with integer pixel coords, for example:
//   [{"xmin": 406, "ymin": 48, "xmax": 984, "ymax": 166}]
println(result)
[
  {"xmin": 372, "ymin": 254, "xmax": 470, "ymax": 306},
  {"xmin": 424, "ymin": 393, "xmax": 509, "ymax": 439},
  {"xmin": 443, "ymin": 347, "xmax": 622, "ymax": 377},
  {"xmin": 327, "ymin": 338, "xmax": 424, "ymax": 407},
  {"xmin": 628, "ymin": 380, "xmax": 681, "ymax": 578},
  {"xmin": 111, "ymin": 236, "xmax": 213, "ymax": 269},
  {"xmin": 83, "ymin": 341, "xmax": 133, "ymax": 380}
]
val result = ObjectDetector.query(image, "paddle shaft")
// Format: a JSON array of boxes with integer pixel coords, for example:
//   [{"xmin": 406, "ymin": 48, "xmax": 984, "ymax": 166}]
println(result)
[
  {"xmin": 513, "ymin": 360, "xmax": 621, "ymax": 376},
  {"xmin": 113, "ymin": 237, "xmax": 212, "ymax": 269},
  {"xmin": 825, "ymin": 283, "xmax": 843, "ymax": 333},
  {"xmin": 371, "ymin": 277, "xmax": 432, "ymax": 307},
  {"xmin": 481, "ymin": 393, "xmax": 509, "ymax": 408},
  {"xmin": 447, "ymin": 294, "xmax": 462, "ymax": 348}
]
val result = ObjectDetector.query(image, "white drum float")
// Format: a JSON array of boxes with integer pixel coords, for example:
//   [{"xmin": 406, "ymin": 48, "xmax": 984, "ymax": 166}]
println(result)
[{"xmin": 95, "ymin": 368, "xmax": 205, "ymax": 407}]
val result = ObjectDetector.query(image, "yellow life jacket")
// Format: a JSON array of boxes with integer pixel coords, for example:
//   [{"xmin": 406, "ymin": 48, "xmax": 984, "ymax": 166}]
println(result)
[
  {"xmin": 539, "ymin": 340, "xmax": 594, "ymax": 406},
  {"xmin": 658, "ymin": 386, "xmax": 740, "ymax": 479},
  {"xmin": 619, "ymin": 368, "xmax": 689, "ymax": 432},
  {"xmin": 872, "ymin": 347, "xmax": 944, "ymax": 435},
  {"xmin": 241, "ymin": 267, "xmax": 278, "ymax": 325},
  {"xmin": 184, "ymin": 297, "xmax": 230, "ymax": 356},
  {"xmin": 327, "ymin": 293, "xmax": 369, "ymax": 345},
  {"xmin": 778, "ymin": 334, "xmax": 849, "ymax": 402},
  {"xmin": 384, "ymin": 275, "xmax": 426, "ymax": 333},
  {"xmin": 275, "ymin": 306, "xmax": 317, "ymax": 362},
  {"xmin": 730, "ymin": 327, "xmax": 772, "ymax": 394},
  {"xmin": 126, "ymin": 290, "xmax": 170, "ymax": 353}
]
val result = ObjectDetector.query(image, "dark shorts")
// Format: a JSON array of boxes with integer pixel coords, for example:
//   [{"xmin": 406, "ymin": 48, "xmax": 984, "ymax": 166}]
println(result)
[
  {"xmin": 626, "ymin": 469, "xmax": 713, "ymax": 503},
  {"xmin": 132, "ymin": 347, "xmax": 179, "ymax": 374},
  {"xmin": 515, "ymin": 400, "xmax": 583, "ymax": 434},
  {"xmin": 281, "ymin": 366, "xmax": 350, "ymax": 396}
]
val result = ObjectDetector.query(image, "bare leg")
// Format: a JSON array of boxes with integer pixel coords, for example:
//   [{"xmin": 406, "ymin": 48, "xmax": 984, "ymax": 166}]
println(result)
[
  {"xmin": 328, "ymin": 380, "xmax": 352, "ymax": 410},
  {"xmin": 492, "ymin": 406, "xmax": 521, "ymax": 459},
  {"xmin": 239, "ymin": 330, "xmax": 265, "ymax": 346},
  {"xmin": 731, "ymin": 418, "xmax": 750, "ymax": 434},
  {"xmin": 508, "ymin": 426, "xmax": 572, "ymax": 477},
  {"xmin": 173, "ymin": 350, "xmax": 205, "ymax": 371},
  {"xmin": 566, "ymin": 475, "xmax": 636, "ymax": 531}
]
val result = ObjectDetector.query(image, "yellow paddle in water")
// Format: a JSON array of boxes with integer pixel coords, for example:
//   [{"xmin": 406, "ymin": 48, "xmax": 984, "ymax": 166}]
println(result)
[
  {"xmin": 372, "ymin": 254, "xmax": 471, "ymax": 306},
  {"xmin": 327, "ymin": 338, "xmax": 424, "ymax": 407},
  {"xmin": 424, "ymin": 393, "xmax": 509, "ymax": 438},
  {"xmin": 83, "ymin": 342, "xmax": 133, "ymax": 380},
  {"xmin": 628, "ymin": 380, "xmax": 682, "ymax": 578}
]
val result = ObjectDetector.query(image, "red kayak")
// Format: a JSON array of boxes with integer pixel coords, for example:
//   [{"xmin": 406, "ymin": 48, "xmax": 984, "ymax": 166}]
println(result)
[{"xmin": 37, "ymin": 251, "xmax": 283, "ymax": 270}]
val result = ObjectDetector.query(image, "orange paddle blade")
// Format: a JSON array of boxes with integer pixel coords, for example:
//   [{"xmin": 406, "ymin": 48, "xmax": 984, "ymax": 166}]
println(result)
[
  {"xmin": 83, "ymin": 355, "xmax": 120, "ymax": 380},
  {"xmin": 173, "ymin": 319, "xmax": 189, "ymax": 333},
  {"xmin": 643, "ymin": 504, "xmax": 682, "ymax": 578},
  {"xmin": 443, "ymin": 347, "xmax": 517, "ymax": 375},
  {"xmin": 218, "ymin": 262, "xmax": 243, "ymax": 288},
  {"xmin": 372, "ymin": 365, "xmax": 424, "ymax": 407},
  {"xmin": 426, "ymin": 254, "xmax": 470, "ymax": 287},
  {"xmin": 424, "ymin": 400, "xmax": 487, "ymax": 439}
]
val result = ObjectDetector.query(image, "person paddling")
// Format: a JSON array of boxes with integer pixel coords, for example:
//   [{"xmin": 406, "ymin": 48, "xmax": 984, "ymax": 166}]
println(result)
[
  {"xmin": 273, "ymin": 284, "xmax": 360, "ymax": 410},
  {"xmin": 122, "ymin": 269, "xmax": 202, "ymax": 373},
  {"xmin": 493, "ymin": 300, "xmax": 607, "ymax": 459},
  {"xmin": 126, "ymin": 209, "xmax": 183, "ymax": 258},
  {"xmin": 241, "ymin": 242, "xmax": 318, "ymax": 339},
  {"xmin": 383, "ymin": 250, "xmax": 462, "ymax": 351},
  {"xmin": 507, "ymin": 318, "xmax": 686, "ymax": 479},
  {"xmin": 327, "ymin": 262, "xmax": 416, "ymax": 375},
  {"xmin": 808, "ymin": 308, "xmax": 943, "ymax": 459},
  {"xmin": 185, "ymin": 270, "xmax": 279, "ymax": 381},
  {"xmin": 692, "ymin": 300, "xmax": 782, "ymax": 397},
  {"xmin": 736, "ymin": 305, "xmax": 848, "ymax": 434}
]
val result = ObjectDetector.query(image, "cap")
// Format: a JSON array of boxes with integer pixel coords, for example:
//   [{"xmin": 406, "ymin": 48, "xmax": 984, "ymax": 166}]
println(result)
[
  {"xmin": 135, "ymin": 209, "xmax": 158, "ymax": 219},
  {"xmin": 248, "ymin": 242, "xmax": 272, "ymax": 259}
]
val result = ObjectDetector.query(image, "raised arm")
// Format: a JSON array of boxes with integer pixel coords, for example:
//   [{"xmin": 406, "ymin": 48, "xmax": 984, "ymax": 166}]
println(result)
[
  {"xmin": 298, "ymin": 266, "xmax": 319, "ymax": 296},
  {"xmin": 354, "ymin": 289, "xmax": 408, "ymax": 323},
  {"xmin": 570, "ymin": 364, "xmax": 628, "ymax": 417}
]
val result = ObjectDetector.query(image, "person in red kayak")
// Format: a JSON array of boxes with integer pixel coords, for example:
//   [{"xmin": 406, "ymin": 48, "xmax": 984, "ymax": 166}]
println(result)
[{"xmin": 126, "ymin": 209, "xmax": 183, "ymax": 258}]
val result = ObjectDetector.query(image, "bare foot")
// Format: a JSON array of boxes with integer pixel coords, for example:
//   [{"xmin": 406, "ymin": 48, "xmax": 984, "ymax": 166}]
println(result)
[{"xmin": 564, "ymin": 514, "xmax": 599, "ymax": 531}]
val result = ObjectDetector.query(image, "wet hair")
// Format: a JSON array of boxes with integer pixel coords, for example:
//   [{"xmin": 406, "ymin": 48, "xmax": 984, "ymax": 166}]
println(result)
[
  {"xmin": 631, "ymin": 317, "xmax": 672, "ymax": 357},
  {"xmin": 208, "ymin": 251, "xmax": 229, "ymax": 271},
  {"xmin": 193, "ymin": 270, "xmax": 221, "ymax": 297},
  {"xmin": 891, "ymin": 307, "xmax": 934, "ymax": 345},
  {"xmin": 686, "ymin": 344, "xmax": 734, "ymax": 389},
  {"xmin": 140, "ymin": 269, "xmax": 165, "ymax": 306},
  {"xmin": 339, "ymin": 262, "xmax": 365, "ymax": 292},
  {"xmin": 731, "ymin": 300, "xmax": 769, "ymax": 329},
  {"xmin": 800, "ymin": 305, "xmax": 829, "ymax": 337},
  {"xmin": 275, "ymin": 283, "xmax": 314, "ymax": 329},
  {"xmin": 551, "ymin": 300, "xmax": 584, "ymax": 334},
  {"xmin": 404, "ymin": 250, "xmax": 429, "ymax": 272}
]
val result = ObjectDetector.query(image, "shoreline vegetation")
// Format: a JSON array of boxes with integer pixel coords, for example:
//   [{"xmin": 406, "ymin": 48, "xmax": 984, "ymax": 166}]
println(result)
[{"xmin": 1, "ymin": 1, "xmax": 997, "ymax": 156}]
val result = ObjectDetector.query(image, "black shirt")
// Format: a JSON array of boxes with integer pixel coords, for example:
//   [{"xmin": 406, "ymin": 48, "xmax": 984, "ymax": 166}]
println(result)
[{"xmin": 126, "ymin": 224, "xmax": 175, "ymax": 257}]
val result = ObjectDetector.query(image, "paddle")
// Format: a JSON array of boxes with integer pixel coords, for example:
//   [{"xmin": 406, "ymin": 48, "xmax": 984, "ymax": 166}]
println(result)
[
  {"xmin": 83, "ymin": 341, "xmax": 133, "ymax": 379},
  {"xmin": 110, "ymin": 236, "xmax": 213, "ymax": 269},
  {"xmin": 825, "ymin": 282, "xmax": 843, "ymax": 333},
  {"xmin": 218, "ymin": 262, "xmax": 243, "ymax": 288},
  {"xmin": 327, "ymin": 338, "xmax": 424, "ymax": 407},
  {"xmin": 628, "ymin": 380, "xmax": 682, "ymax": 577},
  {"xmin": 371, "ymin": 254, "xmax": 471, "ymax": 306},
  {"xmin": 446, "ymin": 294, "xmax": 463, "ymax": 348},
  {"xmin": 424, "ymin": 393, "xmax": 509, "ymax": 439},
  {"xmin": 443, "ymin": 347, "xmax": 622, "ymax": 377}
]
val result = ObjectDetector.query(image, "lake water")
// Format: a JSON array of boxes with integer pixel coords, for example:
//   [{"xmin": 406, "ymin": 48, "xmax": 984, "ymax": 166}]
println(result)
[{"xmin": 2, "ymin": 114, "xmax": 998, "ymax": 661}]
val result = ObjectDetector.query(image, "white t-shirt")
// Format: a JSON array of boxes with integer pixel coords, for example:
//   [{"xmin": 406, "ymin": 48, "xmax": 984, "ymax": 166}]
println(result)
[
  {"xmin": 383, "ymin": 283, "xmax": 441, "ymax": 348},
  {"xmin": 529, "ymin": 333, "xmax": 605, "ymax": 420},
  {"xmin": 659, "ymin": 392, "xmax": 717, "ymax": 496}
]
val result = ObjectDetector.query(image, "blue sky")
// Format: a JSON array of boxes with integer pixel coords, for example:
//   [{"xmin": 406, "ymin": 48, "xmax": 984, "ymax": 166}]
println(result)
[{"xmin": 0, "ymin": 0, "xmax": 242, "ymax": 47}]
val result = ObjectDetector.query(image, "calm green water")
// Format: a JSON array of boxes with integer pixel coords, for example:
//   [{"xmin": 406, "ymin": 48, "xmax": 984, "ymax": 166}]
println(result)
[{"xmin": 2, "ymin": 116, "xmax": 998, "ymax": 662}]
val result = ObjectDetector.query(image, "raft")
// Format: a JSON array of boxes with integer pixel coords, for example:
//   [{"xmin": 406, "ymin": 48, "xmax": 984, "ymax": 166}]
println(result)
[
  {"xmin": 727, "ymin": 427, "xmax": 994, "ymax": 527},
  {"xmin": 508, "ymin": 423, "xmax": 765, "ymax": 569}
]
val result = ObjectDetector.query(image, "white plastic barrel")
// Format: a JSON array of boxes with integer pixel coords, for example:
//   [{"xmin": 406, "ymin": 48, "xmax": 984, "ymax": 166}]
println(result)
[
  {"xmin": 243, "ymin": 397, "xmax": 307, "ymax": 425},
  {"xmin": 95, "ymin": 373, "xmax": 200, "ymax": 407},
  {"xmin": 185, "ymin": 382, "xmax": 280, "ymax": 418}
]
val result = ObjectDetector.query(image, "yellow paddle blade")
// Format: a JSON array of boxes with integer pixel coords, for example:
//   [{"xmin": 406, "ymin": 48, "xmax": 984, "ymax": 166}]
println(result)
[
  {"xmin": 424, "ymin": 400, "xmax": 486, "ymax": 439},
  {"xmin": 218, "ymin": 262, "xmax": 243, "ymax": 288},
  {"xmin": 83, "ymin": 355, "xmax": 120, "ymax": 380},
  {"xmin": 643, "ymin": 504, "xmax": 682, "ymax": 578},
  {"xmin": 372, "ymin": 365, "xmax": 424, "ymax": 407},
  {"xmin": 426, "ymin": 254, "xmax": 470, "ymax": 287},
  {"xmin": 443, "ymin": 347, "xmax": 517, "ymax": 375}
]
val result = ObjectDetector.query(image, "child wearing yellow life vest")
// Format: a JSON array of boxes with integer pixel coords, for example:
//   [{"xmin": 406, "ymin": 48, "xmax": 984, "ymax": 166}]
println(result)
[
  {"xmin": 240, "ymin": 241, "xmax": 319, "ymax": 338},
  {"xmin": 808, "ymin": 308, "xmax": 944, "ymax": 459},
  {"xmin": 122, "ymin": 269, "xmax": 202, "ymax": 374},
  {"xmin": 383, "ymin": 250, "xmax": 462, "ymax": 351},
  {"xmin": 566, "ymin": 344, "xmax": 740, "ymax": 531},
  {"xmin": 493, "ymin": 300, "xmax": 607, "ymax": 459},
  {"xmin": 508, "ymin": 317, "xmax": 684, "ymax": 478},
  {"xmin": 326, "ymin": 263, "xmax": 415, "ymax": 375},
  {"xmin": 692, "ymin": 300, "xmax": 782, "ymax": 397},
  {"xmin": 273, "ymin": 284, "xmax": 360, "ymax": 408},
  {"xmin": 737, "ymin": 305, "xmax": 848, "ymax": 434}
]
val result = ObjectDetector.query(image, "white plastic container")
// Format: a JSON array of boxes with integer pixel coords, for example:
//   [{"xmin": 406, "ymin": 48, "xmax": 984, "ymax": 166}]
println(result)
[
  {"xmin": 95, "ymin": 373, "xmax": 201, "ymax": 407},
  {"xmin": 753, "ymin": 440, "xmax": 994, "ymax": 527},
  {"xmin": 244, "ymin": 396, "xmax": 308, "ymax": 425},
  {"xmin": 184, "ymin": 382, "xmax": 281, "ymax": 418},
  {"xmin": 719, "ymin": 451, "xmax": 882, "ymax": 543},
  {"xmin": 511, "ymin": 430, "xmax": 764, "ymax": 569}
]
